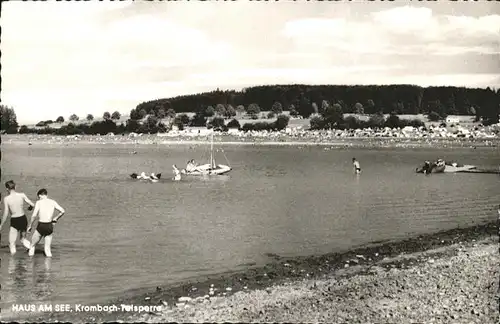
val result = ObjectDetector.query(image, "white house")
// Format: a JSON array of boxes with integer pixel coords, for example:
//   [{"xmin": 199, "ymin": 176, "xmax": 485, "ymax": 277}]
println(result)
[{"xmin": 446, "ymin": 116, "xmax": 460, "ymax": 124}]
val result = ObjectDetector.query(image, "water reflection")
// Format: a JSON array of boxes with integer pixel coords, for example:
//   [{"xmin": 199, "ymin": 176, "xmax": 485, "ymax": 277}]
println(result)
[
  {"xmin": 31, "ymin": 257, "xmax": 54, "ymax": 299},
  {"xmin": 8, "ymin": 256, "xmax": 29, "ymax": 292}
]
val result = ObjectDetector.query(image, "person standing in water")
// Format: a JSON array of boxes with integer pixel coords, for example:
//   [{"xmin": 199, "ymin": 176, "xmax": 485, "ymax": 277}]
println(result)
[
  {"xmin": 0, "ymin": 180, "xmax": 35, "ymax": 255},
  {"xmin": 172, "ymin": 165, "xmax": 181, "ymax": 181},
  {"xmin": 352, "ymin": 158, "xmax": 361, "ymax": 174},
  {"xmin": 27, "ymin": 188, "xmax": 65, "ymax": 257}
]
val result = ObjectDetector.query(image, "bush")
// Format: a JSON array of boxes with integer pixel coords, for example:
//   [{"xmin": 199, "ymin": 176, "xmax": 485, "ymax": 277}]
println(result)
[
  {"xmin": 227, "ymin": 119, "xmax": 241, "ymax": 129},
  {"xmin": 343, "ymin": 116, "xmax": 361, "ymax": 130},
  {"xmin": 177, "ymin": 113, "xmax": 190, "ymax": 125},
  {"xmin": 209, "ymin": 117, "xmax": 225, "ymax": 130},
  {"xmin": 189, "ymin": 112, "xmax": 207, "ymax": 127},
  {"xmin": 427, "ymin": 111, "xmax": 441, "ymax": 122},
  {"xmin": 407, "ymin": 119, "xmax": 425, "ymax": 128},
  {"xmin": 367, "ymin": 113, "xmax": 386, "ymax": 129},
  {"xmin": 274, "ymin": 114, "xmax": 290, "ymax": 130},
  {"xmin": 384, "ymin": 114, "xmax": 401, "ymax": 129},
  {"xmin": 19, "ymin": 125, "xmax": 30, "ymax": 134},
  {"xmin": 126, "ymin": 119, "xmax": 140, "ymax": 133},
  {"xmin": 309, "ymin": 116, "xmax": 325, "ymax": 130}
]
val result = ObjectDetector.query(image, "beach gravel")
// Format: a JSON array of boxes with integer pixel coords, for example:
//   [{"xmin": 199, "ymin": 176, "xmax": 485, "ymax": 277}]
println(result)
[{"xmin": 143, "ymin": 239, "xmax": 499, "ymax": 323}]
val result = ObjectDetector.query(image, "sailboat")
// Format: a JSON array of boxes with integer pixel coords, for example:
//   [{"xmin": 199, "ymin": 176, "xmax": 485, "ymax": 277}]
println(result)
[{"xmin": 181, "ymin": 130, "xmax": 232, "ymax": 176}]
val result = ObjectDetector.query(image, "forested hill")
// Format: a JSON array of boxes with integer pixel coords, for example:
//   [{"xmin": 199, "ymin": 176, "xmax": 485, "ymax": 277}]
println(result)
[{"xmin": 132, "ymin": 84, "xmax": 500, "ymax": 121}]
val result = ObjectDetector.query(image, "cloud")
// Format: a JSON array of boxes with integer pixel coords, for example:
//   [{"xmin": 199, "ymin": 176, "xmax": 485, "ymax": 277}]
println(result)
[{"xmin": 282, "ymin": 6, "xmax": 500, "ymax": 56}]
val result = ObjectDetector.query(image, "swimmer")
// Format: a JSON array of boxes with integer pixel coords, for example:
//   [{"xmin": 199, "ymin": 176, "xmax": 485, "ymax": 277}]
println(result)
[
  {"xmin": 27, "ymin": 189, "xmax": 65, "ymax": 257},
  {"xmin": 0, "ymin": 180, "xmax": 35, "ymax": 255},
  {"xmin": 172, "ymin": 165, "xmax": 181, "ymax": 181},
  {"xmin": 352, "ymin": 158, "xmax": 361, "ymax": 174}
]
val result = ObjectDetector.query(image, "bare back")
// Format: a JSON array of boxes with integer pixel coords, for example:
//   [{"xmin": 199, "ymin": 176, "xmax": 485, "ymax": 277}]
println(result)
[
  {"xmin": 5, "ymin": 192, "xmax": 28, "ymax": 217},
  {"xmin": 35, "ymin": 198, "xmax": 63, "ymax": 223}
]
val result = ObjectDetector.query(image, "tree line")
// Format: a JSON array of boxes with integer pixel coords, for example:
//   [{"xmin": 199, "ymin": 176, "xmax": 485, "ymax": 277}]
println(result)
[{"xmin": 131, "ymin": 84, "xmax": 500, "ymax": 125}]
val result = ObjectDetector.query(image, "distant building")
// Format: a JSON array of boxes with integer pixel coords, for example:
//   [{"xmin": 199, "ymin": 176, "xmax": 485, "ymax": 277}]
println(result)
[{"xmin": 446, "ymin": 116, "xmax": 460, "ymax": 124}]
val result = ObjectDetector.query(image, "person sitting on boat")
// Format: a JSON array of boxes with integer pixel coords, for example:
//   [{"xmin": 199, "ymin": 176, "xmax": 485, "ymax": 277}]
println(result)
[
  {"xmin": 172, "ymin": 165, "xmax": 181, "ymax": 181},
  {"xmin": 186, "ymin": 160, "xmax": 193, "ymax": 172},
  {"xmin": 436, "ymin": 159, "xmax": 445, "ymax": 167},
  {"xmin": 186, "ymin": 159, "xmax": 197, "ymax": 172}
]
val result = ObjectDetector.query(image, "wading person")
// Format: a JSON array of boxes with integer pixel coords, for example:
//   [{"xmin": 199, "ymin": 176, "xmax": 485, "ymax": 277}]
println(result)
[
  {"xmin": 352, "ymin": 158, "xmax": 361, "ymax": 174},
  {"xmin": 172, "ymin": 164, "xmax": 181, "ymax": 181},
  {"xmin": 27, "ymin": 188, "xmax": 65, "ymax": 257},
  {"xmin": 0, "ymin": 180, "xmax": 35, "ymax": 255}
]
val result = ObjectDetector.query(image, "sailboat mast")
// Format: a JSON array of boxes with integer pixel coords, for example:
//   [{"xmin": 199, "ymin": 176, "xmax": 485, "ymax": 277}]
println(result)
[{"xmin": 210, "ymin": 131, "xmax": 214, "ymax": 168}]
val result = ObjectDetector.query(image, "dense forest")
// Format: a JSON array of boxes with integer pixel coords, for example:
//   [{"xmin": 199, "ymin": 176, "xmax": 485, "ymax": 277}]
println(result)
[
  {"xmin": 131, "ymin": 85, "xmax": 500, "ymax": 125},
  {"xmin": 1, "ymin": 84, "xmax": 499, "ymax": 136}
]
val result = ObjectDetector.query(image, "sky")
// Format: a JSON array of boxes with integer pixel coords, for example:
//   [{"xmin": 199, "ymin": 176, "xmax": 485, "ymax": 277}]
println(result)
[{"xmin": 1, "ymin": 1, "xmax": 499, "ymax": 124}]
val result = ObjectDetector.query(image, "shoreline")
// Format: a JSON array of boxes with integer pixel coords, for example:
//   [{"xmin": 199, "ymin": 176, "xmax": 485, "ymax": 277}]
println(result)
[
  {"xmin": 18, "ymin": 220, "xmax": 497, "ymax": 323},
  {"xmin": 2, "ymin": 134, "xmax": 499, "ymax": 149}
]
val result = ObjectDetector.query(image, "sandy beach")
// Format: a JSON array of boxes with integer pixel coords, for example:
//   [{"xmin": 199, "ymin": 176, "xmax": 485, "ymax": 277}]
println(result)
[{"xmin": 21, "ymin": 221, "xmax": 497, "ymax": 323}]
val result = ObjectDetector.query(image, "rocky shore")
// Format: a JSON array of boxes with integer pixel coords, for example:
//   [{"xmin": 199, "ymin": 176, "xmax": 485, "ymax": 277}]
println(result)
[
  {"xmin": 23, "ymin": 221, "xmax": 498, "ymax": 323},
  {"xmin": 2, "ymin": 133, "xmax": 500, "ymax": 149},
  {"xmin": 141, "ymin": 236, "xmax": 498, "ymax": 324}
]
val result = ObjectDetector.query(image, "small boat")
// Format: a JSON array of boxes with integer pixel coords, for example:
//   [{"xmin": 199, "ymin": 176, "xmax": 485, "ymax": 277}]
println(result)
[
  {"xmin": 181, "ymin": 131, "xmax": 232, "ymax": 176},
  {"xmin": 416, "ymin": 160, "xmax": 476, "ymax": 174},
  {"xmin": 130, "ymin": 172, "xmax": 162, "ymax": 182}
]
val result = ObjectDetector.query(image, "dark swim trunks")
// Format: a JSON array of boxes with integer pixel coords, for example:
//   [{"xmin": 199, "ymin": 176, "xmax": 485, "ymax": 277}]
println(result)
[
  {"xmin": 36, "ymin": 222, "xmax": 54, "ymax": 237},
  {"xmin": 10, "ymin": 215, "xmax": 28, "ymax": 232}
]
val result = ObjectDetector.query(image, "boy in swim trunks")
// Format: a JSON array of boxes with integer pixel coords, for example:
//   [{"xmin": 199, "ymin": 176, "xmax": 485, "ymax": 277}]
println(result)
[
  {"xmin": 27, "ymin": 188, "xmax": 65, "ymax": 257},
  {"xmin": 0, "ymin": 180, "xmax": 35, "ymax": 255},
  {"xmin": 352, "ymin": 158, "xmax": 361, "ymax": 174}
]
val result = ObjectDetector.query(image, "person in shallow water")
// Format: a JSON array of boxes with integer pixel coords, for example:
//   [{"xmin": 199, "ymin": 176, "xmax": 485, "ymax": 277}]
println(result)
[
  {"xmin": 0, "ymin": 180, "xmax": 35, "ymax": 255},
  {"xmin": 172, "ymin": 165, "xmax": 181, "ymax": 181},
  {"xmin": 352, "ymin": 158, "xmax": 361, "ymax": 174},
  {"xmin": 27, "ymin": 188, "xmax": 65, "ymax": 257}
]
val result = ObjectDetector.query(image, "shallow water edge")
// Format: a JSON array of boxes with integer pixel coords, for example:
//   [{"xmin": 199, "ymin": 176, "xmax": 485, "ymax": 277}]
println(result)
[{"xmin": 14, "ymin": 220, "xmax": 497, "ymax": 323}]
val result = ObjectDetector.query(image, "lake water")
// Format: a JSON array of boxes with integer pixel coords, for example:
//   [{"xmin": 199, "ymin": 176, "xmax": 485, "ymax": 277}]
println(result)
[{"xmin": 1, "ymin": 143, "xmax": 499, "ymax": 319}]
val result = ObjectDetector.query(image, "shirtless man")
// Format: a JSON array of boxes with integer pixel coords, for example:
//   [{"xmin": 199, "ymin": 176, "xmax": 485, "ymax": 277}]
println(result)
[
  {"xmin": 352, "ymin": 158, "xmax": 361, "ymax": 174},
  {"xmin": 172, "ymin": 164, "xmax": 181, "ymax": 181},
  {"xmin": 27, "ymin": 188, "xmax": 65, "ymax": 257},
  {"xmin": 0, "ymin": 180, "xmax": 35, "ymax": 255}
]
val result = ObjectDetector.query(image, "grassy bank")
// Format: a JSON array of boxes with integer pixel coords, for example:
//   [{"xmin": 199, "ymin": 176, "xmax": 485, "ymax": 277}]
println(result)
[{"xmin": 20, "ymin": 221, "xmax": 497, "ymax": 323}]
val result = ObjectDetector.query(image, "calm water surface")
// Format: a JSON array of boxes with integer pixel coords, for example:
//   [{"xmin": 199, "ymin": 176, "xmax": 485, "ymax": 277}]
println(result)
[{"xmin": 1, "ymin": 143, "xmax": 499, "ymax": 318}]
